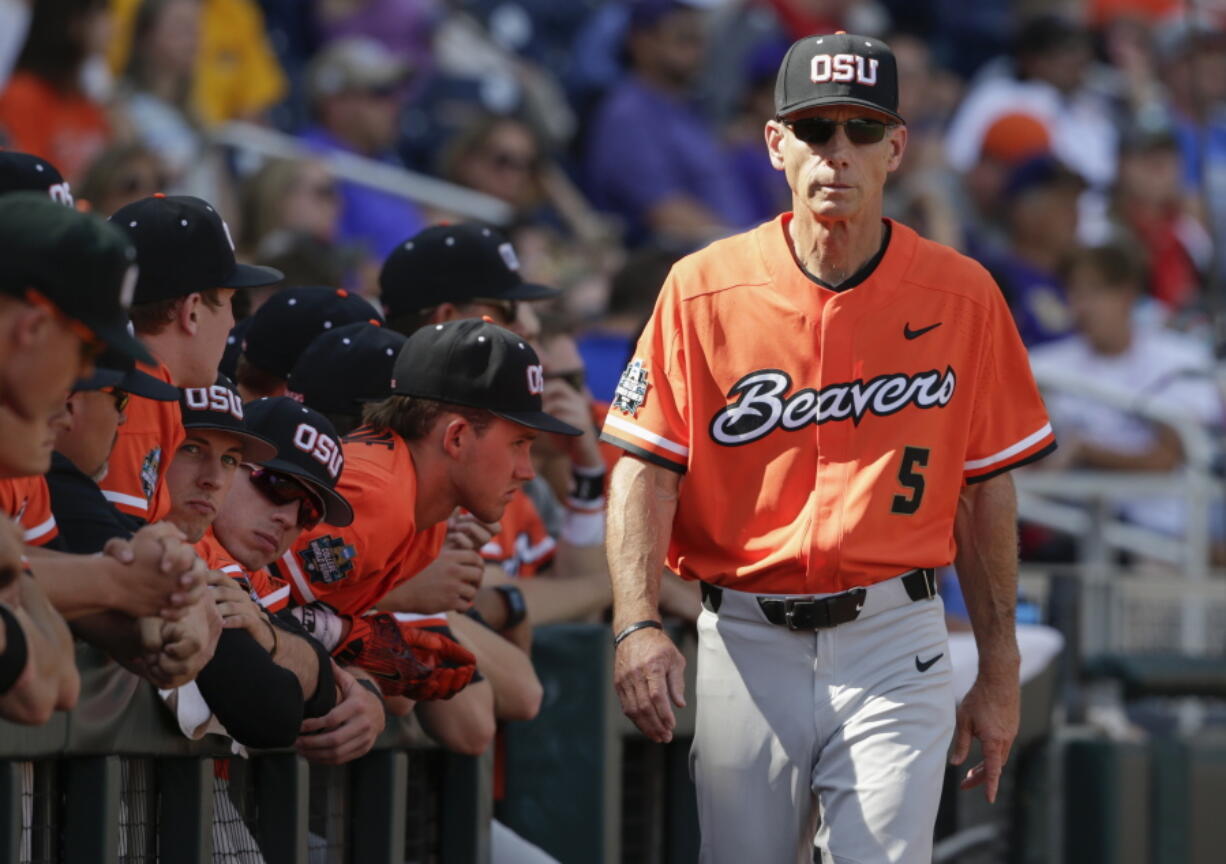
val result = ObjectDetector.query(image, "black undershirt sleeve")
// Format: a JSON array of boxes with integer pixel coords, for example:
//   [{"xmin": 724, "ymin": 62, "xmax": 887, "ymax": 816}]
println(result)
[{"xmin": 194, "ymin": 629, "xmax": 305, "ymax": 749}]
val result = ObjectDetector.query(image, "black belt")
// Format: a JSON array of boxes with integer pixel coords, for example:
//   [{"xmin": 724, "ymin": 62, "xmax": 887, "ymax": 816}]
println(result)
[{"xmin": 699, "ymin": 568, "xmax": 936, "ymax": 631}]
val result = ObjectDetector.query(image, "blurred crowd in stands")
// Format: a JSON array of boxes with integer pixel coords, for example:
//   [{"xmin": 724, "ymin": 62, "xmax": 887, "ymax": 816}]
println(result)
[{"xmin": 2, "ymin": 0, "xmax": 1226, "ymax": 859}]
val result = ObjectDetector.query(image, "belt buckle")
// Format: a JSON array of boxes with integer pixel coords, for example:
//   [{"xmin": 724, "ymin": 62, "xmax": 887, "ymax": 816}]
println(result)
[{"xmin": 784, "ymin": 598, "xmax": 826, "ymax": 630}]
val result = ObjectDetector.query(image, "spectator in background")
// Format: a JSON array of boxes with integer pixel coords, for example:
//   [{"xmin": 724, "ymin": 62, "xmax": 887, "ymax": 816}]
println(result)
[
  {"xmin": 440, "ymin": 113, "xmax": 549, "ymax": 219},
  {"xmin": 959, "ymin": 112, "xmax": 1053, "ymax": 259},
  {"xmin": 236, "ymin": 158, "xmax": 353, "ymax": 305},
  {"xmin": 945, "ymin": 15, "xmax": 1118, "ymax": 214},
  {"xmin": 1111, "ymin": 125, "xmax": 1211, "ymax": 317},
  {"xmin": 109, "ymin": 0, "xmax": 287, "ymax": 127},
  {"xmin": 75, "ymin": 142, "xmax": 169, "ymax": 215},
  {"xmin": 979, "ymin": 155, "xmax": 1084, "ymax": 347},
  {"xmin": 0, "ymin": 0, "xmax": 114, "ymax": 182},
  {"xmin": 300, "ymin": 37, "xmax": 425, "ymax": 262},
  {"xmin": 584, "ymin": 0, "xmax": 753, "ymax": 246},
  {"xmin": 120, "ymin": 0, "xmax": 231, "ymax": 204},
  {"xmin": 723, "ymin": 36, "xmax": 793, "ymax": 226},
  {"xmin": 316, "ymin": 0, "xmax": 441, "ymax": 75},
  {"xmin": 577, "ymin": 246, "xmax": 680, "ymax": 404},
  {"xmin": 1030, "ymin": 242, "xmax": 1223, "ymax": 540}
]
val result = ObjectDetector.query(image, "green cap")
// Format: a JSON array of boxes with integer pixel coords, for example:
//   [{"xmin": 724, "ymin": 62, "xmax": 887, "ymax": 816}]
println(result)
[{"xmin": 0, "ymin": 192, "xmax": 152, "ymax": 363}]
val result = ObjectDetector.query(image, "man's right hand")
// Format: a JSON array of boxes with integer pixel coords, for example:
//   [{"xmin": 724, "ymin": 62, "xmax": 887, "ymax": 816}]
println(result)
[
  {"xmin": 393, "ymin": 548, "xmax": 484, "ymax": 614},
  {"xmin": 613, "ymin": 626, "xmax": 686, "ymax": 743},
  {"xmin": 101, "ymin": 523, "xmax": 207, "ymax": 620}
]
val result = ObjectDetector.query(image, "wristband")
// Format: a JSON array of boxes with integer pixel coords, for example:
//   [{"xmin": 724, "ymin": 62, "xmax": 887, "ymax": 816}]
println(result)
[
  {"xmin": 613, "ymin": 619, "xmax": 663, "ymax": 647},
  {"xmin": 494, "ymin": 584, "xmax": 527, "ymax": 630},
  {"xmin": 0, "ymin": 605, "xmax": 29, "ymax": 694},
  {"xmin": 263, "ymin": 616, "xmax": 280, "ymax": 657},
  {"xmin": 562, "ymin": 508, "xmax": 605, "ymax": 546},
  {"xmin": 570, "ymin": 464, "xmax": 606, "ymax": 504},
  {"xmin": 289, "ymin": 603, "xmax": 346, "ymax": 652}
]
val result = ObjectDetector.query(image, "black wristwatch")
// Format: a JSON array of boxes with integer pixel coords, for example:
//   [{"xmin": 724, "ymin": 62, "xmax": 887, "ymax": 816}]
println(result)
[{"xmin": 493, "ymin": 584, "xmax": 528, "ymax": 629}]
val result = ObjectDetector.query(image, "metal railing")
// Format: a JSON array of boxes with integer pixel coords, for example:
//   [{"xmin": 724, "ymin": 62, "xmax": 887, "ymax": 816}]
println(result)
[
  {"xmin": 210, "ymin": 122, "xmax": 515, "ymax": 226},
  {"xmin": 1017, "ymin": 366, "xmax": 1226, "ymax": 655},
  {"xmin": 0, "ymin": 643, "xmax": 490, "ymax": 864}
]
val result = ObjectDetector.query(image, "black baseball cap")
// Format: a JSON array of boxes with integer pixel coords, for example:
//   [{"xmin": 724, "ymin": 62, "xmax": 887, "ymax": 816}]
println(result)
[
  {"xmin": 0, "ymin": 193, "xmax": 153, "ymax": 364},
  {"xmin": 288, "ymin": 321, "xmax": 407, "ymax": 416},
  {"xmin": 242, "ymin": 397, "xmax": 354, "ymax": 526},
  {"xmin": 391, "ymin": 318, "xmax": 582, "ymax": 436},
  {"xmin": 179, "ymin": 376, "xmax": 277, "ymax": 461},
  {"xmin": 379, "ymin": 223, "xmax": 560, "ymax": 321},
  {"xmin": 0, "ymin": 151, "xmax": 72, "ymax": 203},
  {"xmin": 220, "ymin": 317, "xmax": 252, "ymax": 381},
  {"xmin": 242, "ymin": 286, "xmax": 381, "ymax": 379},
  {"xmin": 775, "ymin": 32, "xmax": 902, "ymax": 123},
  {"xmin": 74, "ymin": 347, "xmax": 180, "ymax": 400},
  {"xmin": 110, "ymin": 195, "xmax": 283, "ymax": 304}
]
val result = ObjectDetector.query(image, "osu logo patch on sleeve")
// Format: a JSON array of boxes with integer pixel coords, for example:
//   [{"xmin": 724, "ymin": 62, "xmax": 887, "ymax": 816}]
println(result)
[
  {"xmin": 300, "ymin": 535, "xmax": 357, "ymax": 584},
  {"xmin": 140, "ymin": 447, "xmax": 162, "ymax": 501},
  {"xmin": 613, "ymin": 359, "xmax": 650, "ymax": 416}
]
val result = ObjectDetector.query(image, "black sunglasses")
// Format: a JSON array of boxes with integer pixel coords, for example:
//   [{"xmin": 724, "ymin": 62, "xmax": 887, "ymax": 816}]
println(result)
[
  {"xmin": 785, "ymin": 117, "xmax": 895, "ymax": 146},
  {"xmin": 244, "ymin": 465, "xmax": 324, "ymax": 529}
]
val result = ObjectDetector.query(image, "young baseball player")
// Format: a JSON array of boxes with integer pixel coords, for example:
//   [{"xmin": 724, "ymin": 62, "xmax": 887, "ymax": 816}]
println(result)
[{"xmin": 603, "ymin": 33, "xmax": 1056, "ymax": 863}]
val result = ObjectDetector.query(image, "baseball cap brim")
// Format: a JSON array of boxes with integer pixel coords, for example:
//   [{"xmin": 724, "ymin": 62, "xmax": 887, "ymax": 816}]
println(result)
[
  {"xmin": 182, "ymin": 423, "xmax": 278, "ymax": 462},
  {"xmin": 503, "ymin": 281, "xmax": 562, "ymax": 302},
  {"xmin": 221, "ymin": 262, "xmax": 284, "ymax": 290},
  {"xmin": 778, "ymin": 96, "xmax": 904, "ymax": 124},
  {"xmin": 490, "ymin": 408, "xmax": 583, "ymax": 437},
  {"xmin": 255, "ymin": 456, "xmax": 355, "ymax": 527}
]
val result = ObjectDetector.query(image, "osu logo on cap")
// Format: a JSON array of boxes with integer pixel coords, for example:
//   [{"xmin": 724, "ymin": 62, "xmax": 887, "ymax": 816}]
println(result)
[
  {"xmin": 811, "ymin": 53, "xmax": 878, "ymax": 86},
  {"xmin": 184, "ymin": 385, "xmax": 244, "ymax": 420},
  {"xmin": 293, "ymin": 422, "xmax": 344, "ymax": 479},
  {"xmin": 526, "ymin": 365, "xmax": 544, "ymax": 396}
]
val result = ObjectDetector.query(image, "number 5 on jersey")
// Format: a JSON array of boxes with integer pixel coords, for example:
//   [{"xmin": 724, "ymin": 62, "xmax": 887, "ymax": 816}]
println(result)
[{"xmin": 891, "ymin": 446, "xmax": 929, "ymax": 515}]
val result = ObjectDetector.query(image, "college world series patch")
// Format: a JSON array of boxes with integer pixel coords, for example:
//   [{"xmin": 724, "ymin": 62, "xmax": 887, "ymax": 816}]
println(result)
[
  {"xmin": 613, "ymin": 359, "xmax": 650, "ymax": 416},
  {"xmin": 140, "ymin": 447, "xmax": 162, "ymax": 501},
  {"xmin": 300, "ymin": 535, "xmax": 357, "ymax": 584}
]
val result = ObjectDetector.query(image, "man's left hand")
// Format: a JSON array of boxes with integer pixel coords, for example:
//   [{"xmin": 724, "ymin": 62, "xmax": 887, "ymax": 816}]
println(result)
[
  {"xmin": 949, "ymin": 667, "xmax": 1020, "ymax": 803},
  {"xmin": 295, "ymin": 665, "xmax": 386, "ymax": 765}
]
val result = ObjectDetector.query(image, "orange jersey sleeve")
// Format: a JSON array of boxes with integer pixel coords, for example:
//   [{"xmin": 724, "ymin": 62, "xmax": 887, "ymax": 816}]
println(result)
[
  {"xmin": 100, "ymin": 362, "xmax": 183, "ymax": 522},
  {"xmin": 196, "ymin": 530, "xmax": 291, "ymax": 613},
  {"xmin": 280, "ymin": 428, "xmax": 445, "ymax": 616},
  {"xmin": 0, "ymin": 476, "xmax": 58, "ymax": 546},
  {"xmin": 600, "ymin": 216, "xmax": 1055, "ymax": 594},
  {"xmin": 600, "ymin": 280, "xmax": 690, "ymax": 473},
  {"xmin": 480, "ymin": 489, "xmax": 556, "ymax": 579}
]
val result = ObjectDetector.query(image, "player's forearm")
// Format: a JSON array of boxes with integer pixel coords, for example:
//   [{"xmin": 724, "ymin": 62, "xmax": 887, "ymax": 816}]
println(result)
[
  {"xmin": 70, "ymin": 611, "xmax": 145, "ymax": 664},
  {"xmin": 522, "ymin": 550, "xmax": 612, "ymax": 625},
  {"xmin": 607, "ymin": 456, "xmax": 679, "ymax": 631},
  {"xmin": 415, "ymin": 679, "xmax": 495, "ymax": 755},
  {"xmin": 28, "ymin": 555, "xmax": 119, "ymax": 619},
  {"xmin": 447, "ymin": 612, "xmax": 541, "ymax": 721},
  {"xmin": 953, "ymin": 473, "xmax": 1021, "ymax": 678},
  {"xmin": 269, "ymin": 629, "xmax": 321, "ymax": 697}
]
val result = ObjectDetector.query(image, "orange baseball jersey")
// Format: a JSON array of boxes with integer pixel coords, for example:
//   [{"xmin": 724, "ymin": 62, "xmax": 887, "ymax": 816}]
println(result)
[
  {"xmin": 278, "ymin": 426, "xmax": 447, "ymax": 615},
  {"xmin": 480, "ymin": 489, "xmax": 556, "ymax": 579},
  {"xmin": 195, "ymin": 529, "xmax": 291, "ymax": 613},
  {"xmin": 601, "ymin": 215, "xmax": 1055, "ymax": 595},
  {"xmin": 100, "ymin": 360, "xmax": 184, "ymax": 522},
  {"xmin": 0, "ymin": 475, "xmax": 59, "ymax": 546}
]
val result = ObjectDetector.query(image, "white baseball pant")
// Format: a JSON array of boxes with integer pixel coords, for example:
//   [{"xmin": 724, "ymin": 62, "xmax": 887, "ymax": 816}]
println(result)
[{"xmin": 689, "ymin": 574, "xmax": 955, "ymax": 864}]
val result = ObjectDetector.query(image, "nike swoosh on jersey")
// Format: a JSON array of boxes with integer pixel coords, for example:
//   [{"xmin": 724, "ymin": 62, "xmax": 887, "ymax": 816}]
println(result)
[
  {"xmin": 904, "ymin": 322, "xmax": 942, "ymax": 339},
  {"xmin": 915, "ymin": 653, "xmax": 943, "ymax": 672}
]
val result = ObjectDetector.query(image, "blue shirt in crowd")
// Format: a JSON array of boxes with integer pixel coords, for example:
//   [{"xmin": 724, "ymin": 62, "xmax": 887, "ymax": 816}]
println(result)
[
  {"xmin": 584, "ymin": 75, "xmax": 754, "ymax": 244},
  {"xmin": 299, "ymin": 126, "xmax": 426, "ymax": 262}
]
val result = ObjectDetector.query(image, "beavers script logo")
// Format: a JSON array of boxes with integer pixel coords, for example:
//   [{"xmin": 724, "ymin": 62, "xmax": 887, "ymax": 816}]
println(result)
[{"xmin": 709, "ymin": 367, "xmax": 957, "ymax": 446}]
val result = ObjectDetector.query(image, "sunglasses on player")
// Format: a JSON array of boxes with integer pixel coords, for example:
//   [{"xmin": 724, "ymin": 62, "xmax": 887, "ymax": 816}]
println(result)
[
  {"xmin": 785, "ymin": 117, "xmax": 896, "ymax": 146},
  {"xmin": 243, "ymin": 464, "xmax": 325, "ymax": 529}
]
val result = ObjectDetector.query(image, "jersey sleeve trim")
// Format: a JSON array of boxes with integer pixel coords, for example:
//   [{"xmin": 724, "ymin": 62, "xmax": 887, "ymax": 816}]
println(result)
[
  {"xmin": 602, "ymin": 415, "xmax": 689, "ymax": 458},
  {"xmin": 22, "ymin": 515, "xmax": 57, "ymax": 544},
  {"xmin": 256, "ymin": 584, "xmax": 291, "ymax": 611},
  {"xmin": 599, "ymin": 431, "xmax": 687, "ymax": 474},
  {"xmin": 964, "ymin": 440, "xmax": 1057, "ymax": 484},
  {"xmin": 280, "ymin": 549, "xmax": 317, "ymax": 604},
  {"xmin": 964, "ymin": 423, "xmax": 1054, "ymax": 472},
  {"xmin": 102, "ymin": 490, "xmax": 149, "ymax": 510}
]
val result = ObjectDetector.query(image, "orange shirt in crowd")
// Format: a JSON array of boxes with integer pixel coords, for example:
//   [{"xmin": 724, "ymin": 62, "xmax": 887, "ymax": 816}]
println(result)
[
  {"xmin": 0, "ymin": 72, "xmax": 110, "ymax": 182},
  {"xmin": 0, "ymin": 475, "xmax": 59, "ymax": 547},
  {"xmin": 280, "ymin": 426, "xmax": 446, "ymax": 616},
  {"xmin": 195, "ymin": 528, "xmax": 290, "ymax": 613},
  {"xmin": 480, "ymin": 489, "xmax": 555, "ymax": 579},
  {"xmin": 100, "ymin": 361, "xmax": 184, "ymax": 523},
  {"xmin": 601, "ymin": 216, "xmax": 1054, "ymax": 595}
]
